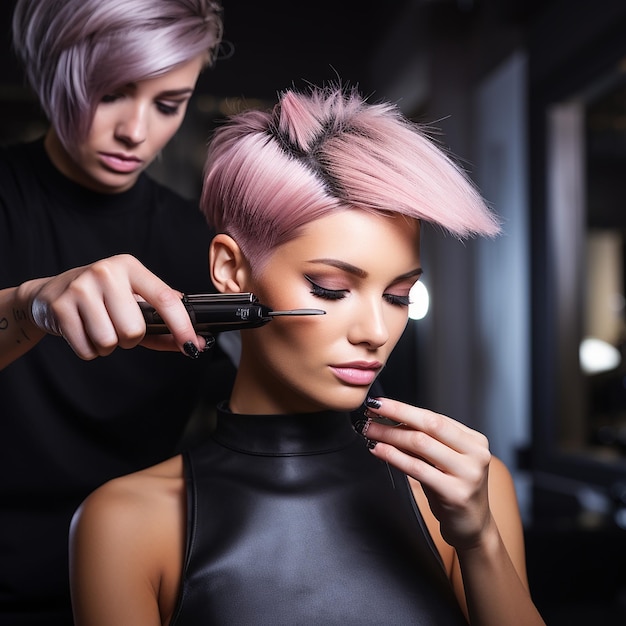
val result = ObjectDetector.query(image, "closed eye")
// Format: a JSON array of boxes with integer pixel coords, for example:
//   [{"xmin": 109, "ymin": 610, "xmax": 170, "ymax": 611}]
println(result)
[
  {"xmin": 304, "ymin": 275, "xmax": 347, "ymax": 300},
  {"xmin": 101, "ymin": 93, "xmax": 122, "ymax": 104},
  {"xmin": 384, "ymin": 294, "xmax": 411, "ymax": 306},
  {"xmin": 156, "ymin": 101, "xmax": 182, "ymax": 116}
]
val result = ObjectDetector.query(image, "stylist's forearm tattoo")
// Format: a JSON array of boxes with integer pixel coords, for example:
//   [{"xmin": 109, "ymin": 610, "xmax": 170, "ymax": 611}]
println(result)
[{"xmin": 0, "ymin": 308, "xmax": 33, "ymax": 343}]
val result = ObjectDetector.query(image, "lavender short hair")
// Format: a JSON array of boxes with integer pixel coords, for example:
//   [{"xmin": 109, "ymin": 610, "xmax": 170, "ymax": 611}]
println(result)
[
  {"xmin": 13, "ymin": 0, "xmax": 223, "ymax": 149},
  {"xmin": 201, "ymin": 85, "xmax": 500, "ymax": 274}
]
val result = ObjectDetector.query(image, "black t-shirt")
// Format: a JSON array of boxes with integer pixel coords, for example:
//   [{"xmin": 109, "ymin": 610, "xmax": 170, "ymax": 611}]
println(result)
[{"xmin": 0, "ymin": 139, "xmax": 235, "ymax": 625}]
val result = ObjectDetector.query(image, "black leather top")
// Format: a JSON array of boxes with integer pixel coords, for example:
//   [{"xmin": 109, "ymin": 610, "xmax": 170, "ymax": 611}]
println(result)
[{"xmin": 171, "ymin": 404, "xmax": 468, "ymax": 625}]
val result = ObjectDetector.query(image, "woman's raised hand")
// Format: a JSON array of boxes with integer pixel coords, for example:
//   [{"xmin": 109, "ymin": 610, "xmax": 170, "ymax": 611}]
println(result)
[{"xmin": 362, "ymin": 397, "xmax": 493, "ymax": 551}]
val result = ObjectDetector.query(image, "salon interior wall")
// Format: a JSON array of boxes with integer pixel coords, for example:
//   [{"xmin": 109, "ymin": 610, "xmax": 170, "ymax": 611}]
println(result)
[{"xmin": 473, "ymin": 53, "xmax": 531, "ymax": 518}]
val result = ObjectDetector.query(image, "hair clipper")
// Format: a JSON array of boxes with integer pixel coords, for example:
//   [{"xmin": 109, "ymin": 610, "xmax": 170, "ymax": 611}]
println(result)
[{"xmin": 140, "ymin": 292, "xmax": 325, "ymax": 335}]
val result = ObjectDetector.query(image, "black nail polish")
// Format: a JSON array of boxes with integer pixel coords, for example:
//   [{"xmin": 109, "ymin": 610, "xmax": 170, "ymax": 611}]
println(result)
[
  {"xmin": 364, "ymin": 408, "xmax": 378, "ymax": 420},
  {"xmin": 366, "ymin": 396, "xmax": 382, "ymax": 409},
  {"xmin": 366, "ymin": 439, "xmax": 378, "ymax": 450},
  {"xmin": 199, "ymin": 334, "xmax": 215, "ymax": 352},
  {"xmin": 183, "ymin": 341, "xmax": 200, "ymax": 359},
  {"xmin": 353, "ymin": 417, "xmax": 371, "ymax": 436}
]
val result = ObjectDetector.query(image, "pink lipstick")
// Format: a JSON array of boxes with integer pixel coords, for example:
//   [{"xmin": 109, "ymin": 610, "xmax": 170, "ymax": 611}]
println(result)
[{"xmin": 330, "ymin": 361, "xmax": 382, "ymax": 386}]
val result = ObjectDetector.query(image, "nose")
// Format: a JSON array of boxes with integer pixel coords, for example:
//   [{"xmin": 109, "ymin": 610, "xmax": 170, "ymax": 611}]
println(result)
[
  {"xmin": 347, "ymin": 297, "xmax": 390, "ymax": 349},
  {"xmin": 114, "ymin": 102, "xmax": 148, "ymax": 146}
]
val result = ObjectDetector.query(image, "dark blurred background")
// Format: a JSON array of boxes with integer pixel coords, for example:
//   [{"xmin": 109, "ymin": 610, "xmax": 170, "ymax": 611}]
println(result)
[{"xmin": 3, "ymin": 0, "xmax": 626, "ymax": 622}]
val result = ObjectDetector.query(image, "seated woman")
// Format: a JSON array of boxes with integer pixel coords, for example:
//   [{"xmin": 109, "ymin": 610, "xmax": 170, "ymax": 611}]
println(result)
[{"xmin": 69, "ymin": 85, "xmax": 545, "ymax": 626}]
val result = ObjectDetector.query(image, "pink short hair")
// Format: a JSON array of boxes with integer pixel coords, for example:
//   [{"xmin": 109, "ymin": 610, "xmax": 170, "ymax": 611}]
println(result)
[{"xmin": 201, "ymin": 85, "xmax": 500, "ymax": 274}]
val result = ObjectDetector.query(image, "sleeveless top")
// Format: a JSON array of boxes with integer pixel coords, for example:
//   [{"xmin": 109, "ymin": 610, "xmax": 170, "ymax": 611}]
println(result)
[{"xmin": 171, "ymin": 404, "xmax": 468, "ymax": 625}]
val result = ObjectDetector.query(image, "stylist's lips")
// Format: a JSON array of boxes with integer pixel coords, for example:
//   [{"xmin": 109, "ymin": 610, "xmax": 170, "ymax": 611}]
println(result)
[
  {"xmin": 330, "ymin": 361, "xmax": 382, "ymax": 386},
  {"xmin": 99, "ymin": 152, "xmax": 143, "ymax": 173}
]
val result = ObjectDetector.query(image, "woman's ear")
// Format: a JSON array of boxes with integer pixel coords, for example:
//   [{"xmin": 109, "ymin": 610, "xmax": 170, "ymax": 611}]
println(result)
[{"xmin": 209, "ymin": 234, "xmax": 252, "ymax": 293}]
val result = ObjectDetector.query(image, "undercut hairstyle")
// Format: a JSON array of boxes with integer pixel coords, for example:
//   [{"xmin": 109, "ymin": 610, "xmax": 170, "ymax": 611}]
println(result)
[
  {"xmin": 12, "ymin": 0, "xmax": 223, "ymax": 149},
  {"xmin": 201, "ymin": 85, "xmax": 501, "ymax": 275}
]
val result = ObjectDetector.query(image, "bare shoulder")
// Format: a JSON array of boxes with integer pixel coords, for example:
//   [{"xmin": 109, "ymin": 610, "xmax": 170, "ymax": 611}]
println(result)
[
  {"xmin": 71, "ymin": 454, "xmax": 187, "ymax": 568},
  {"xmin": 487, "ymin": 455, "xmax": 517, "ymax": 493},
  {"xmin": 70, "ymin": 455, "xmax": 187, "ymax": 624},
  {"xmin": 73, "ymin": 455, "xmax": 185, "ymax": 532},
  {"xmin": 484, "ymin": 455, "xmax": 528, "ymax": 580}
]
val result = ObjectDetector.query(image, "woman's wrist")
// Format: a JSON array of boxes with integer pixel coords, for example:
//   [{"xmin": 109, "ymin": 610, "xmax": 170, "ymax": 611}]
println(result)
[{"xmin": 454, "ymin": 514, "xmax": 502, "ymax": 561}]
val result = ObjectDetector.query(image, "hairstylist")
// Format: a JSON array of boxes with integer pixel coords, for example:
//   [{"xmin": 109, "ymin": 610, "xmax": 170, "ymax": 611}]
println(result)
[{"xmin": 0, "ymin": 1, "xmax": 233, "ymax": 624}]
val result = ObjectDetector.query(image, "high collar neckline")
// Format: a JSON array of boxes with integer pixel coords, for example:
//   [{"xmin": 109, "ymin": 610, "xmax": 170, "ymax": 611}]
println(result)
[{"xmin": 213, "ymin": 402, "xmax": 361, "ymax": 456}]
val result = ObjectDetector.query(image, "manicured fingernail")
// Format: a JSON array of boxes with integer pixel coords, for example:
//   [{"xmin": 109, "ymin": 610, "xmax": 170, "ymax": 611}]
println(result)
[
  {"xmin": 366, "ymin": 396, "xmax": 382, "ymax": 409},
  {"xmin": 200, "ymin": 334, "xmax": 215, "ymax": 352},
  {"xmin": 183, "ymin": 341, "xmax": 200, "ymax": 359},
  {"xmin": 353, "ymin": 417, "xmax": 372, "ymax": 437},
  {"xmin": 366, "ymin": 439, "xmax": 378, "ymax": 450}
]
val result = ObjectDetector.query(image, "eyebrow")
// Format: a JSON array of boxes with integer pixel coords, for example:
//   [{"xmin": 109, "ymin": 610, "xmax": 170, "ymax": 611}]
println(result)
[
  {"xmin": 157, "ymin": 88, "xmax": 195, "ymax": 98},
  {"xmin": 308, "ymin": 258, "xmax": 423, "ymax": 282},
  {"xmin": 121, "ymin": 84, "xmax": 195, "ymax": 98}
]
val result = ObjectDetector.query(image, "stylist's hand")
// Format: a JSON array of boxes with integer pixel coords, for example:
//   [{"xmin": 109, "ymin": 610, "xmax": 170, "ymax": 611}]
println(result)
[
  {"xmin": 361, "ymin": 397, "xmax": 492, "ymax": 552},
  {"xmin": 19, "ymin": 254, "xmax": 212, "ymax": 360}
]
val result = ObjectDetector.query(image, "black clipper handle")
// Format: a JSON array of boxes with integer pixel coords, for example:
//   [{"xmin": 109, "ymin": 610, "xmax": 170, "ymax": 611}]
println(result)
[{"xmin": 140, "ymin": 293, "xmax": 272, "ymax": 334}]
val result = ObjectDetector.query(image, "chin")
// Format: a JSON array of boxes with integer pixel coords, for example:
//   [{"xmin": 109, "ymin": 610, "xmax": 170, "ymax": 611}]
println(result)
[{"xmin": 321, "ymin": 387, "xmax": 369, "ymax": 413}]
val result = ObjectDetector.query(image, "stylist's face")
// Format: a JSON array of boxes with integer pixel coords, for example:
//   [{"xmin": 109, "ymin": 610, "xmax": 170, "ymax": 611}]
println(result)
[
  {"xmin": 47, "ymin": 55, "xmax": 204, "ymax": 194},
  {"xmin": 234, "ymin": 210, "xmax": 422, "ymax": 415}
]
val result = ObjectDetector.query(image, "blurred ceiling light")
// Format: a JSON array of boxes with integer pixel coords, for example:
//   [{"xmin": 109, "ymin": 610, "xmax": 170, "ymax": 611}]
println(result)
[
  {"xmin": 579, "ymin": 337, "xmax": 621, "ymax": 375},
  {"xmin": 408, "ymin": 281, "xmax": 429, "ymax": 320}
]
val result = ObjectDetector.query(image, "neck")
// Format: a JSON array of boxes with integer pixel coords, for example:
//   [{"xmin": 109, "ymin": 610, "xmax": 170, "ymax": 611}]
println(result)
[
  {"xmin": 44, "ymin": 129, "xmax": 77, "ymax": 183},
  {"xmin": 229, "ymin": 352, "xmax": 363, "ymax": 416},
  {"xmin": 228, "ymin": 374, "xmax": 321, "ymax": 416},
  {"xmin": 228, "ymin": 352, "xmax": 325, "ymax": 415}
]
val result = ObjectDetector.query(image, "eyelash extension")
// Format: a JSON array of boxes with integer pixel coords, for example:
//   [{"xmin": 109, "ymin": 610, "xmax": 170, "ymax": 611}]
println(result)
[
  {"xmin": 304, "ymin": 275, "xmax": 411, "ymax": 306},
  {"xmin": 384, "ymin": 294, "xmax": 411, "ymax": 307},
  {"xmin": 304, "ymin": 275, "xmax": 347, "ymax": 300}
]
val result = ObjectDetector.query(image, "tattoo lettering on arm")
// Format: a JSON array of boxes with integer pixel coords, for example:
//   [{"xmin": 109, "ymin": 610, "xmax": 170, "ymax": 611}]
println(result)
[
  {"xmin": 0, "ymin": 295, "xmax": 44, "ymax": 368},
  {"xmin": 9, "ymin": 308, "xmax": 32, "ymax": 343},
  {"xmin": 13, "ymin": 307, "xmax": 28, "ymax": 323}
]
